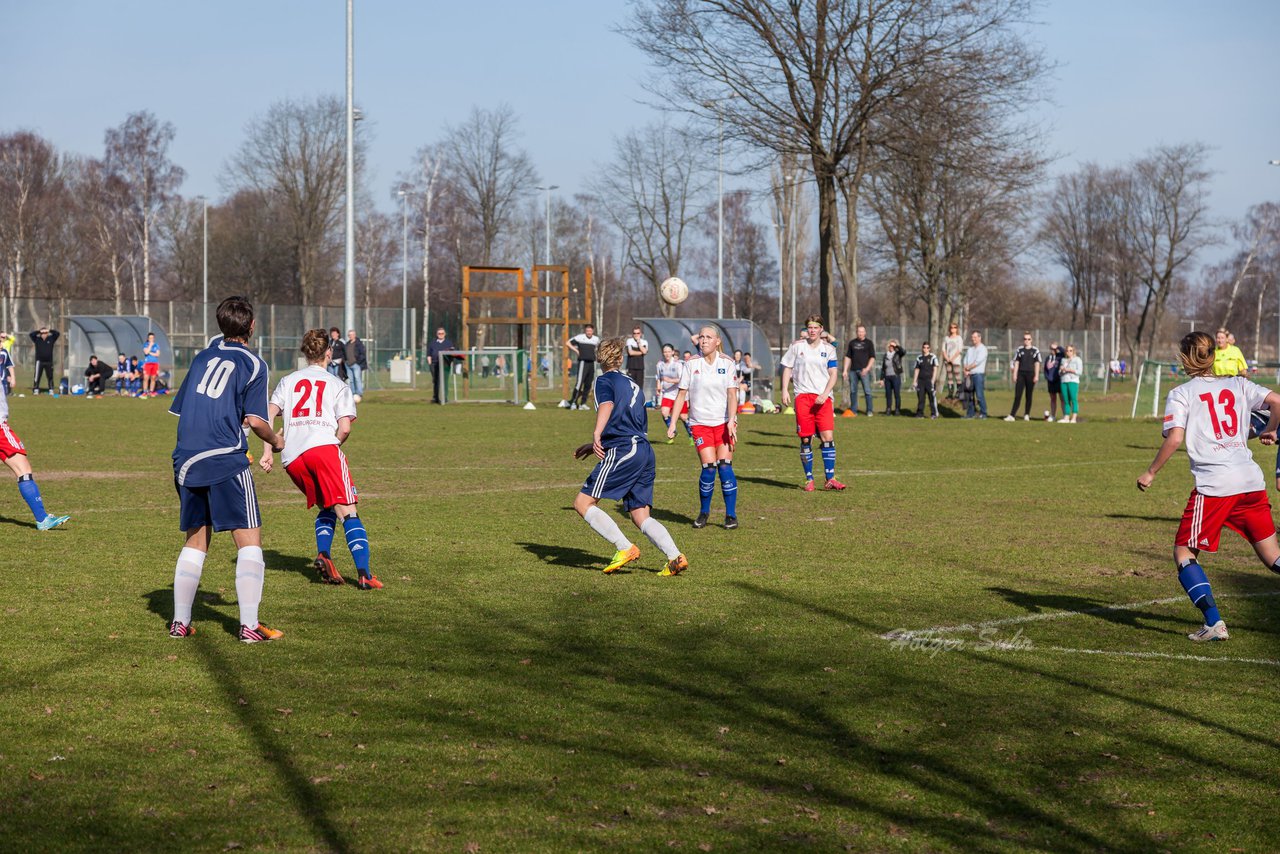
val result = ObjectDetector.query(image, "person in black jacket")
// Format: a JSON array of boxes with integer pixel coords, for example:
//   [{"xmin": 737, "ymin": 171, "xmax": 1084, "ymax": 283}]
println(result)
[
  {"xmin": 426, "ymin": 327, "xmax": 454, "ymax": 404},
  {"xmin": 344, "ymin": 329, "xmax": 369, "ymax": 402},
  {"xmin": 29, "ymin": 326, "xmax": 59, "ymax": 395},
  {"xmin": 1005, "ymin": 332, "xmax": 1041, "ymax": 421},
  {"xmin": 881, "ymin": 339, "xmax": 905, "ymax": 415},
  {"xmin": 83, "ymin": 355, "xmax": 111, "ymax": 396}
]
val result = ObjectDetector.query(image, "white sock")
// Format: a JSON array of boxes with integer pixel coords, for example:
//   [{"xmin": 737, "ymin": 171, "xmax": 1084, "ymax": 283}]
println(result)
[
  {"xmin": 172, "ymin": 547, "xmax": 207, "ymax": 625},
  {"xmin": 584, "ymin": 506, "xmax": 632, "ymax": 551},
  {"xmin": 235, "ymin": 546, "xmax": 266, "ymax": 629},
  {"xmin": 640, "ymin": 517, "xmax": 681, "ymax": 560}
]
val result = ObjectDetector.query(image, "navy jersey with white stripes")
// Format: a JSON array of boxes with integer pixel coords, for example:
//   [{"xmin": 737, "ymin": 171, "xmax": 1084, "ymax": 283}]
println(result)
[
  {"xmin": 594, "ymin": 369, "xmax": 648, "ymax": 448},
  {"xmin": 170, "ymin": 338, "xmax": 269, "ymax": 487}
]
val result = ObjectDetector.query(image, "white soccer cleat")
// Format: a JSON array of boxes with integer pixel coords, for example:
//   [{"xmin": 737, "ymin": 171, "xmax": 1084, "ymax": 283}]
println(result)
[
  {"xmin": 1003, "ymin": 415, "xmax": 1016, "ymax": 422},
  {"xmin": 1023, "ymin": 414, "xmax": 1030, "ymax": 421},
  {"xmin": 1187, "ymin": 620, "xmax": 1229, "ymax": 642}
]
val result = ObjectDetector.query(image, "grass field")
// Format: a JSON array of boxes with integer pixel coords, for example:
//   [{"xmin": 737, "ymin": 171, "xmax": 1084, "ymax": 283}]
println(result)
[{"xmin": 3, "ymin": 385, "xmax": 1280, "ymax": 852}]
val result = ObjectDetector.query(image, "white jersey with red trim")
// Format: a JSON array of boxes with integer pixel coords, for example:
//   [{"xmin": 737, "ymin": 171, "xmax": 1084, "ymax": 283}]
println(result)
[
  {"xmin": 781, "ymin": 340, "xmax": 840, "ymax": 395},
  {"xmin": 657, "ymin": 358, "xmax": 683, "ymax": 398},
  {"xmin": 270, "ymin": 365, "xmax": 358, "ymax": 467},
  {"xmin": 1162, "ymin": 375, "xmax": 1271, "ymax": 496},
  {"xmin": 679, "ymin": 352, "xmax": 737, "ymax": 426}
]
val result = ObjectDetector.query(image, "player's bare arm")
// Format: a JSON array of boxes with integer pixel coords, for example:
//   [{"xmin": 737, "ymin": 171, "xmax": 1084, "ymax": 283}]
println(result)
[
  {"xmin": 666, "ymin": 391, "xmax": 689, "ymax": 438},
  {"xmin": 780, "ymin": 367, "xmax": 794, "ymax": 406},
  {"xmin": 1258, "ymin": 391, "xmax": 1280, "ymax": 445},
  {"xmin": 817, "ymin": 366, "xmax": 837, "ymax": 405},
  {"xmin": 1137, "ymin": 427, "xmax": 1185, "ymax": 491},
  {"xmin": 246, "ymin": 414, "xmax": 284, "ymax": 453},
  {"xmin": 336, "ymin": 415, "xmax": 352, "ymax": 445},
  {"xmin": 726, "ymin": 387, "xmax": 739, "ymax": 443},
  {"xmin": 259, "ymin": 403, "xmax": 284, "ymax": 473},
  {"xmin": 592, "ymin": 401, "xmax": 614, "ymax": 459}
]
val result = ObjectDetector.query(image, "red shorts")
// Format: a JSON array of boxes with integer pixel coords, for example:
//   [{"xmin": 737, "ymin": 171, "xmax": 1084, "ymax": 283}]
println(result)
[
  {"xmin": 1175, "ymin": 489, "xmax": 1275, "ymax": 552},
  {"xmin": 143, "ymin": 362, "xmax": 159, "ymax": 377},
  {"xmin": 0, "ymin": 422, "xmax": 27, "ymax": 460},
  {"xmin": 661, "ymin": 396, "xmax": 689, "ymax": 416},
  {"xmin": 285, "ymin": 444, "xmax": 358, "ymax": 509},
  {"xmin": 691, "ymin": 423, "xmax": 732, "ymax": 451},
  {"xmin": 794, "ymin": 393, "xmax": 835, "ymax": 437}
]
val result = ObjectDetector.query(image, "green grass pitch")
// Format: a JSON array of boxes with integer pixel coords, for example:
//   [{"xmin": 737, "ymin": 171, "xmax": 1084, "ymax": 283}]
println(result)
[{"xmin": 2, "ymin": 387, "xmax": 1279, "ymax": 851}]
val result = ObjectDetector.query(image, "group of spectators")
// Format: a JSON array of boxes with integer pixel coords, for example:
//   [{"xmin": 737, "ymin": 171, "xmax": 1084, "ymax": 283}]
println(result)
[
  {"xmin": 323, "ymin": 327, "xmax": 369, "ymax": 403},
  {"xmin": 0, "ymin": 327, "xmax": 162, "ymax": 398}
]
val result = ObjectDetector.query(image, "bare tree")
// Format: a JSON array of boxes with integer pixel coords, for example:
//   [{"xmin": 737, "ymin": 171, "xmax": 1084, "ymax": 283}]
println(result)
[
  {"xmin": 1218, "ymin": 202, "xmax": 1279, "ymax": 329},
  {"xmin": 592, "ymin": 121, "xmax": 712, "ymax": 318},
  {"xmin": 1040, "ymin": 164, "xmax": 1128, "ymax": 328},
  {"xmin": 104, "ymin": 112, "xmax": 185, "ymax": 317},
  {"xmin": 0, "ymin": 132, "xmax": 65, "ymax": 329},
  {"xmin": 224, "ymin": 96, "xmax": 359, "ymax": 310},
  {"xmin": 399, "ymin": 144, "xmax": 445, "ymax": 349},
  {"xmin": 68, "ymin": 157, "xmax": 135, "ymax": 314},
  {"xmin": 626, "ymin": 0, "xmax": 1047, "ymax": 338},
  {"xmin": 355, "ymin": 206, "xmax": 398, "ymax": 338}
]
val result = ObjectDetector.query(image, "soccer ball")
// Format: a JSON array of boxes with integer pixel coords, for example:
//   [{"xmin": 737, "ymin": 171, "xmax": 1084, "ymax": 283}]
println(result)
[{"xmin": 659, "ymin": 277, "xmax": 689, "ymax": 306}]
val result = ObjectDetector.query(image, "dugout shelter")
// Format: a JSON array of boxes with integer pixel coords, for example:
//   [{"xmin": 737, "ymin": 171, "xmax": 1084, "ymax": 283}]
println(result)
[
  {"xmin": 636, "ymin": 317, "xmax": 775, "ymax": 395},
  {"xmin": 66, "ymin": 316, "xmax": 171, "ymax": 374}
]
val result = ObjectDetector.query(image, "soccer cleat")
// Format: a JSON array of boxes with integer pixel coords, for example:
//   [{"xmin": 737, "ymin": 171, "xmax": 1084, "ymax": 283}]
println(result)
[
  {"xmin": 803, "ymin": 480, "xmax": 815, "ymax": 492},
  {"xmin": 689, "ymin": 437, "xmax": 695, "ymax": 446},
  {"xmin": 666, "ymin": 437, "xmax": 675, "ymax": 444},
  {"xmin": 356, "ymin": 574, "xmax": 384, "ymax": 590},
  {"xmin": 724, "ymin": 515, "xmax": 739, "ymax": 530},
  {"xmin": 1023, "ymin": 414, "xmax": 1030, "ymax": 421},
  {"xmin": 659, "ymin": 554, "xmax": 689, "ymax": 577},
  {"xmin": 603, "ymin": 544, "xmax": 641, "ymax": 574},
  {"xmin": 36, "ymin": 514, "xmax": 71, "ymax": 531},
  {"xmin": 824, "ymin": 478, "xmax": 847, "ymax": 491},
  {"xmin": 314, "ymin": 554, "xmax": 344, "ymax": 585},
  {"xmin": 692, "ymin": 512, "xmax": 709, "ymax": 529},
  {"xmin": 239, "ymin": 623, "xmax": 284, "ymax": 644},
  {"xmin": 168, "ymin": 621, "xmax": 194, "ymax": 638},
  {"xmin": 1188, "ymin": 620, "xmax": 1229, "ymax": 642}
]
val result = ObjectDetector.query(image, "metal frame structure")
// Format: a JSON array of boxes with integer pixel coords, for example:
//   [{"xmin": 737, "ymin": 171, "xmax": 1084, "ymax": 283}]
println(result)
[{"xmin": 460, "ymin": 264, "xmax": 593, "ymax": 404}]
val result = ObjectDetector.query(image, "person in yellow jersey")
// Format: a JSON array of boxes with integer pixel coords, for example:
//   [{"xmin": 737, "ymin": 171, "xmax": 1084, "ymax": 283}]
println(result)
[{"xmin": 1213, "ymin": 328, "xmax": 1248, "ymax": 376}]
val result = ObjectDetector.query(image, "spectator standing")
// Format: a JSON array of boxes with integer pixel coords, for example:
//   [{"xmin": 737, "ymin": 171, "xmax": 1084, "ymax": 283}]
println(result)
[
  {"xmin": 326, "ymin": 328, "xmax": 345, "ymax": 381},
  {"xmin": 842, "ymin": 324, "xmax": 876, "ymax": 416},
  {"xmin": 912, "ymin": 342, "xmax": 940, "ymax": 419},
  {"xmin": 0, "ymin": 337, "xmax": 13, "ymax": 396},
  {"xmin": 83, "ymin": 355, "xmax": 110, "ymax": 396},
  {"xmin": 29, "ymin": 326, "xmax": 59, "ymax": 395},
  {"xmin": 1213, "ymin": 328, "xmax": 1248, "ymax": 376},
  {"xmin": 140, "ymin": 332, "xmax": 161, "ymax": 397},
  {"xmin": 344, "ymin": 329, "xmax": 367, "ymax": 402},
  {"xmin": 1059, "ymin": 345, "xmax": 1082, "ymax": 423},
  {"xmin": 941, "ymin": 323, "xmax": 964, "ymax": 399},
  {"xmin": 881, "ymin": 340, "xmax": 904, "ymax": 415},
  {"xmin": 624, "ymin": 325, "xmax": 649, "ymax": 390},
  {"xmin": 565, "ymin": 324, "xmax": 600, "ymax": 410},
  {"xmin": 963, "ymin": 331, "xmax": 989, "ymax": 419},
  {"xmin": 1004, "ymin": 332, "xmax": 1041, "ymax": 422},
  {"xmin": 426, "ymin": 327, "xmax": 453, "ymax": 404},
  {"xmin": 1043, "ymin": 341, "xmax": 1065, "ymax": 421}
]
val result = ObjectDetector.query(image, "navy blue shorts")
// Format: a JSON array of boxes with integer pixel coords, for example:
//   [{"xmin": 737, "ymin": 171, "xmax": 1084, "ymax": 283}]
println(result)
[
  {"xmin": 581, "ymin": 438, "xmax": 655, "ymax": 511},
  {"xmin": 176, "ymin": 469, "xmax": 261, "ymax": 532}
]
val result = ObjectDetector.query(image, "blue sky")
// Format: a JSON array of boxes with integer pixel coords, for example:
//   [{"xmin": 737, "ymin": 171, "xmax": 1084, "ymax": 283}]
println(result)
[{"xmin": 2, "ymin": 0, "xmax": 1278, "ymax": 270}]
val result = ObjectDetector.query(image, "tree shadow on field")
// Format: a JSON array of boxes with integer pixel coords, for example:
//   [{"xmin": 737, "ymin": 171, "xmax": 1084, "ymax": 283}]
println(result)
[
  {"xmin": 645, "ymin": 505, "xmax": 694, "ymax": 527},
  {"xmin": 263, "ymin": 548, "xmax": 326, "ymax": 583},
  {"xmin": 517, "ymin": 541, "xmax": 604, "ymax": 571},
  {"xmin": 141, "ymin": 587, "xmax": 241, "ymax": 638},
  {"xmin": 743, "ymin": 440, "xmax": 794, "ymax": 449},
  {"xmin": 0, "ymin": 513, "xmax": 36, "ymax": 529},
  {"xmin": 986, "ymin": 586, "xmax": 1178, "ymax": 633},
  {"xmin": 738, "ymin": 474, "xmax": 802, "ymax": 490},
  {"xmin": 1106, "ymin": 513, "xmax": 1178, "ymax": 524}
]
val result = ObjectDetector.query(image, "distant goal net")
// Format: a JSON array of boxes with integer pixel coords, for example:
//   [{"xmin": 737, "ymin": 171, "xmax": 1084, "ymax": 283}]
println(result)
[
  {"xmin": 1130, "ymin": 361, "xmax": 1179, "ymax": 419},
  {"xmin": 438, "ymin": 348, "xmax": 530, "ymax": 404}
]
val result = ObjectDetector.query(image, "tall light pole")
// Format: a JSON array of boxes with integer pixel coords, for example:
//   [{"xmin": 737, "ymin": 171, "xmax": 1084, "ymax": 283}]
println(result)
[
  {"xmin": 397, "ymin": 188, "xmax": 415, "ymax": 353},
  {"xmin": 198, "ymin": 196, "xmax": 208, "ymax": 342},
  {"xmin": 704, "ymin": 95, "xmax": 736, "ymax": 319},
  {"xmin": 343, "ymin": 0, "xmax": 356, "ymax": 335},
  {"xmin": 789, "ymin": 175, "xmax": 799, "ymax": 343}
]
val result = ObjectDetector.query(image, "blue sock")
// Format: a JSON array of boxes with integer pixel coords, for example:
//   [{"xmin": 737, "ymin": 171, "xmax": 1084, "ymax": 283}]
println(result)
[
  {"xmin": 17, "ymin": 474, "xmax": 47, "ymax": 522},
  {"xmin": 315, "ymin": 509, "xmax": 337, "ymax": 555},
  {"xmin": 718, "ymin": 461, "xmax": 738, "ymax": 516},
  {"xmin": 343, "ymin": 515, "xmax": 371, "ymax": 575},
  {"xmin": 683, "ymin": 420, "xmax": 693, "ymax": 437},
  {"xmin": 800, "ymin": 440, "xmax": 814, "ymax": 481},
  {"xmin": 698, "ymin": 463, "xmax": 716, "ymax": 514},
  {"xmin": 1178, "ymin": 560, "xmax": 1221, "ymax": 625},
  {"xmin": 821, "ymin": 441, "xmax": 836, "ymax": 480},
  {"xmin": 662, "ymin": 414, "xmax": 672, "ymax": 430}
]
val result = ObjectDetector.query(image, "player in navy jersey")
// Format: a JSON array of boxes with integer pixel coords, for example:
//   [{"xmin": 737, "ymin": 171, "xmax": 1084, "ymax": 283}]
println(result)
[
  {"xmin": 572, "ymin": 338, "xmax": 689, "ymax": 575},
  {"xmin": 167, "ymin": 296, "xmax": 286, "ymax": 643}
]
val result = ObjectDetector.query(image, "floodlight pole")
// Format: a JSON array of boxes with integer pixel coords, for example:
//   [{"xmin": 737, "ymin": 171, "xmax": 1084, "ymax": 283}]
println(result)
[
  {"xmin": 199, "ymin": 196, "xmax": 208, "ymax": 343},
  {"xmin": 397, "ymin": 189, "xmax": 413, "ymax": 352},
  {"xmin": 717, "ymin": 112, "xmax": 724, "ymax": 319},
  {"xmin": 343, "ymin": 0, "xmax": 356, "ymax": 335}
]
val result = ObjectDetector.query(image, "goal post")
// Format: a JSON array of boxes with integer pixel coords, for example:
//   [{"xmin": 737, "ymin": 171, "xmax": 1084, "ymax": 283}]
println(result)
[
  {"xmin": 438, "ymin": 348, "xmax": 529, "ymax": 404},
  {"xmin": 1131, "ymin": 360, "xmax": 1178, "ymax": 419}
]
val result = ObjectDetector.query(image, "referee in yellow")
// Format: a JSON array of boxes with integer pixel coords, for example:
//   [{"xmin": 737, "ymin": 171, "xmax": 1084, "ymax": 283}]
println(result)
[{"xmin": 1212, "ymin": 328, "xmax": 1249, "ymax": 376}]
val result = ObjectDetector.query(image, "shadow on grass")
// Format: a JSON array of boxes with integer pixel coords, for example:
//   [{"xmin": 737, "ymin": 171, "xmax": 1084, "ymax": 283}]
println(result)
[
  {"xmin": 140, "ymin": 586, "xmax": 352, "ymax": 851},
  {"xmin": 646, "ymin": 505, "xmax": 694, "ymax": 527},
  {"xmin": 1105, "ymin": 513, "xmax": 1178, "ymax": 523},
  {"xmin": 0, "ymin": 513, "xmax": 36, "ymax": 529},
  {"xmin": 986, "ymin": 586, "xmax": 1177, "ymax": 633},
  {"xmin": 738, "ymin": 474, "xmax": 801, "ymax": 490},
  {"xmin": 264, "ymin": 548, "xmax": 326, "ymax": 583},
  {"xmin": 517, "ymin": 541, "xmax": 602, "ymax": 571},
  {"xmin": 743, "ymin": 440, "xmax": 795, "ymax": 449}
]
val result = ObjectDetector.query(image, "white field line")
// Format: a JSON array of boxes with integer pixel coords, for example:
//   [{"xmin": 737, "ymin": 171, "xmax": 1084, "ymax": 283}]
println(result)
[
  {"xmin": 1038, "ymin": 646, "xmax": 1280, "ymax": 668},
  {"xmin": 879, "ymin": 591, "xmax": 1280, "ymax": 639}
]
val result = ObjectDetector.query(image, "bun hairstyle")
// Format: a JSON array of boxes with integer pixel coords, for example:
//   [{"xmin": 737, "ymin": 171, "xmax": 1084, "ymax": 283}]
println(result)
[
  {"xmin": 1178, "ymin": 330, "xmax": 1216, "ymax": 377},
  {"xmin": 597, "ymin": 337, "xmax": 625, "ymax": 371},
  {"xmin": 301, "ymin": 328, "xmax": 331, "ymax": 364}
]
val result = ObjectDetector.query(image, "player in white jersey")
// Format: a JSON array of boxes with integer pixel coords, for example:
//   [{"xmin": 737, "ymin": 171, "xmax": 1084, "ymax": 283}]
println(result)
[
  {"xmin": 780, "ymin": 315, "xmax": 846, "ymax": 491},
  {"xmin": 666, "ymin": 326, "xmax": 740, "ymax": 529},
  {"xmin": 1138, "ymin": 331, "xmax": 1280, "ymax": 641},
  {"xmin": 260, "ymin": 329, "xmax": 382, "ymax": 590},
  {"xmin": 655, "ymin": 344, "xmax": 692, "ymax": 445}
]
